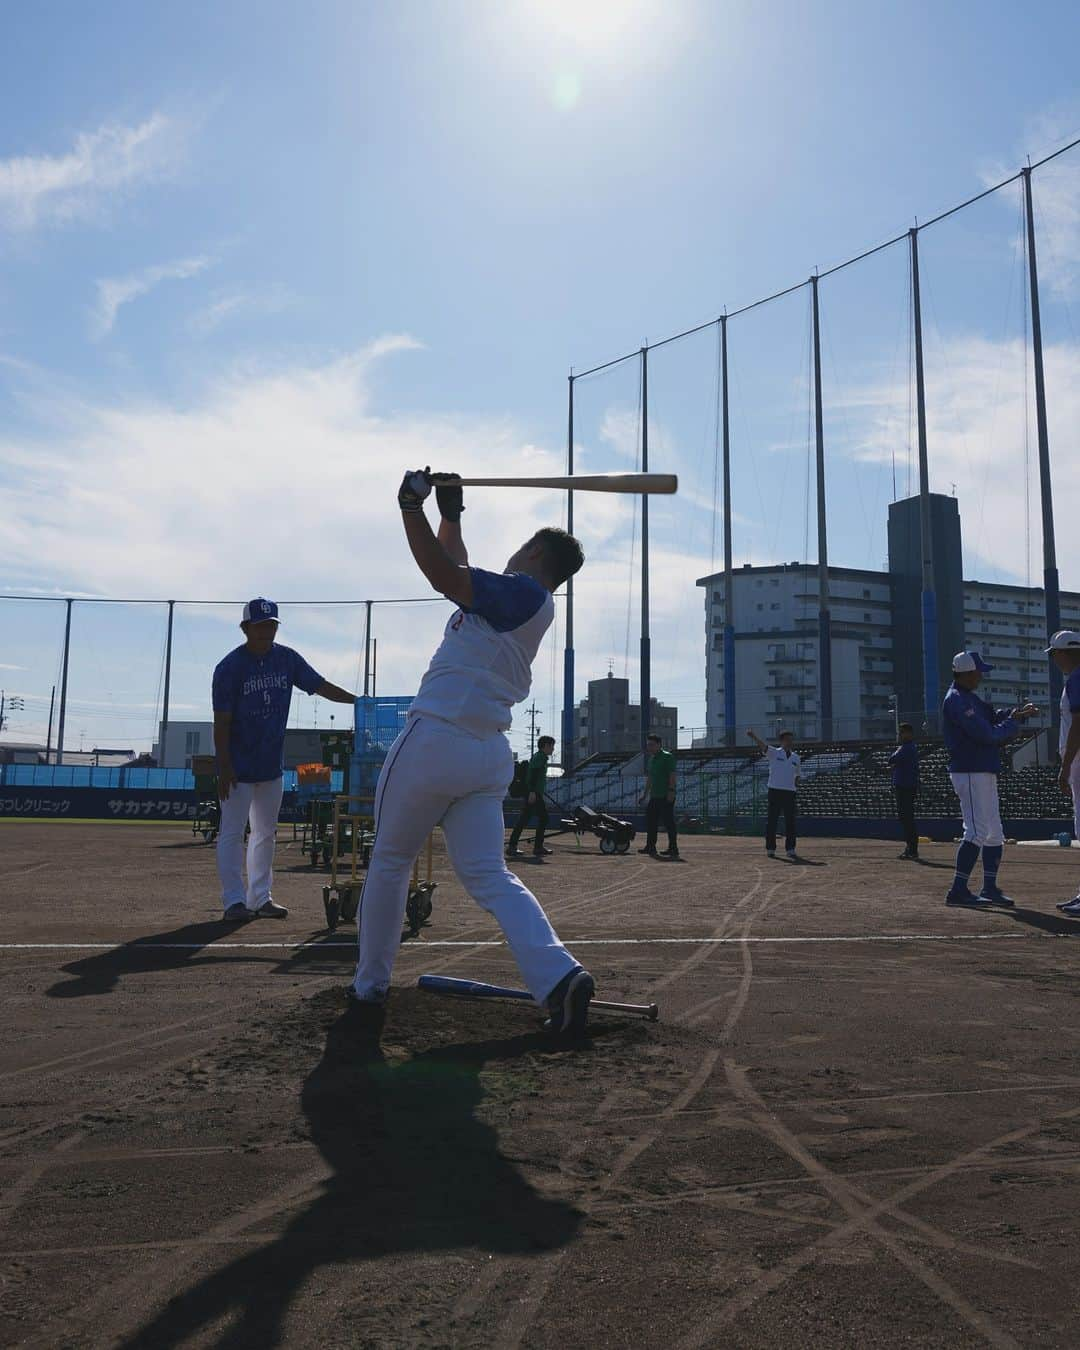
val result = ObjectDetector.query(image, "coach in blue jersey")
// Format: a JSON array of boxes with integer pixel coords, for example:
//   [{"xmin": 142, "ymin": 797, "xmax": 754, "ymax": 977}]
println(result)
[
  {"xmin": 942, "ymin": 650, "xmax": 1038, "ymax": 908},
  {"xmin": 1048, "ymin": 630, "xmax": 1080, "ymax": 914},
  {"xmin": 212, "ymin": 599, "xmax": 357, "ymax": 921},
  {"xmin": 349, "ymin": 470, "xmax": 595, "ymax": 1035}
]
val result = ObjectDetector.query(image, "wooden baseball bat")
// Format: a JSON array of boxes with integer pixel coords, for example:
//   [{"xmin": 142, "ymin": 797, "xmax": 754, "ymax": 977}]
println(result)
[
  {"xmin": 445, "ymin": 472, "xmax": 677, "ymax": 495},
  {"xmin": 417, "ymin": 973, "xmax": 660, "ymax": 1021}
]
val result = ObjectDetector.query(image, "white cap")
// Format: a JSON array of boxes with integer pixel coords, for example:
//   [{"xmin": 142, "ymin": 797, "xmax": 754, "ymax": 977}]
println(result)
[
  {"xmin": 952, "ymin": 650, "xmax": 993, "ymax": 674},
  {"xmin": 1046, "ymin": 629, "xmax": 1080, "ymax": 653}
]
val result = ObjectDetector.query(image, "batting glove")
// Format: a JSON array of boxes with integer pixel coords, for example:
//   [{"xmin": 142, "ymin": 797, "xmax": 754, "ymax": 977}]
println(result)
[
  {"xmin": 429, "ymin": 471, "xmax": 465, "ymax": 523},
  {"xmin": 398, "ymin": 467, "xmax": 432, "ymax": 513}
]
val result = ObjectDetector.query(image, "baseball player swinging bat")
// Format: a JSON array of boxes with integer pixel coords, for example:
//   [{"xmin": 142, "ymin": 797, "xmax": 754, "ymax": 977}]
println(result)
[
  {"xmin": 418, "ymin": 973, "xmax": 660, "ymax": 1021},
  {"xmin": 444, "ymin": 472, "xmax": 677, "ymax": 494}
]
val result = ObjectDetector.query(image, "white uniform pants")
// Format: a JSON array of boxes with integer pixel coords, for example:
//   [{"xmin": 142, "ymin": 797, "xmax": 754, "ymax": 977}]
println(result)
[
  {"xmin": 216, "ymin": 776, "xmax": 284, "ymax": 912},
  {"xmin": 352, "ymin": 716, "xmax": 577, "ymax": 1003},
  {"xmin": 949, "ymin": 771, "xmax": 1003, "ymax": 847}
]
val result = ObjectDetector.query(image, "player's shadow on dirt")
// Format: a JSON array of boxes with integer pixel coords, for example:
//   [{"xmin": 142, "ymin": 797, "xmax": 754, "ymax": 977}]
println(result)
[
  {"xmin": 999, "ymin": 906, "xmax": 1080, "ymax": 937},
  {"xmin": 44, "ymin": 921, "xmax": 276, "ymax": 998},
  {"xmin": 118, "ymin": 992, "xmax": 585, "ymax": 1349}
]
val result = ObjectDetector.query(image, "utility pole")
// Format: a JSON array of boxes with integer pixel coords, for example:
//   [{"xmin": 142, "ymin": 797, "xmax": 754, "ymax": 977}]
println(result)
[
  {"xmin": 526, "ymin": 701, "xmax": 540, "ymax": 756},
  {"xmin": 1, "ymin": 693, "xmax": 26, "ymax": 734}
]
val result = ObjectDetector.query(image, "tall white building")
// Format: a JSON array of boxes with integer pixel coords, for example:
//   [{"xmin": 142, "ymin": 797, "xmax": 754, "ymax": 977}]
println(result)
[
  {"xmin": 697, "ymin": 563, "xmax": 1080, "ymax": 745},
  {"xmin": 698, "ymin": 563, "xmax": 895, "ymax": 743}
]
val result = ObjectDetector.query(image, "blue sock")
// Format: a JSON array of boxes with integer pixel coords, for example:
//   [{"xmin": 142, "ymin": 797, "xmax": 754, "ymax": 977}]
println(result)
[
  {"xmin": 982, "ymin": 845, "xmax": 1003, "ymax": 890},
  {"xmin": 953, "ymin": 841, "xmax": 980, "ymax": 888}
]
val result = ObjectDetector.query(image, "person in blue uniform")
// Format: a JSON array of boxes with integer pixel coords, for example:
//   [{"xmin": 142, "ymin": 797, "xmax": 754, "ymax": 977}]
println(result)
[
  {"xmin": 942, "ymin": 651, "xmax": 1037, "ymax": 908},
  {"xmin": 212, "ymin": 598, "xmax": 356, "ymax": 921}
]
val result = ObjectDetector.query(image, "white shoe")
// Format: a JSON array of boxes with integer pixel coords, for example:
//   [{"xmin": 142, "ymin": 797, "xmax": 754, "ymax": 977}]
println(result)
[{"xmin": 1056, "ymin": 896, "xmax": 1080, "ymax": 915}]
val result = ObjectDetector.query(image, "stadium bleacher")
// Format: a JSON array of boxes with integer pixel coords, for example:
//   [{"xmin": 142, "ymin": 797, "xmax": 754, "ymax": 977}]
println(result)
[{"xmin": 549, "ymin": 736, "xmax": 1071, "ymax": 829}]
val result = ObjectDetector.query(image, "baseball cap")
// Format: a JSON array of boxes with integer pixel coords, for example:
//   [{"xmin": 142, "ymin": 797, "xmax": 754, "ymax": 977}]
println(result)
[
  {"xmin": 1045, "ymin": 629, "xmax": 1080, "ymax": 653},
  {"xmin": 951, "ymin": 650, "xmax": 993, "ymax": 674},
  {"xmin": 242, "ymin": 597, "xmax": 281, "ymax": 624}
]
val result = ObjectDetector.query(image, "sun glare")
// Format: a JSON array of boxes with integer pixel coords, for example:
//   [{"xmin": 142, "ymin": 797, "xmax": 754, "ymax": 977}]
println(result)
[{"xmin": 532, "ymin": 0, "xmax": 648, "ymax": 49}]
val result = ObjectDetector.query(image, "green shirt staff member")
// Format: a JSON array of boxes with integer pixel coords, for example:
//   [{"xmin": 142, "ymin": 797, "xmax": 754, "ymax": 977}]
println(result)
[
  {"xmin": 507, "ymin": 735, "xmax": 555, "ymax": 860},
  {"xmin": 639, "ymin": 734, "xmax": 679, "ymax": 858}
]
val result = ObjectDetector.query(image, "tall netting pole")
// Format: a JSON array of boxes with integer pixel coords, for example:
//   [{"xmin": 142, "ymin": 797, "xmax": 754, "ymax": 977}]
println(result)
[
  {"xmin": 909, "ymin": 227, "xmax": 938, "ymax": 733},
  {"xmin": 639, "ymin": 346, "xmax": 651, "ymax": 750},
  {"xmin": 56, "ymin": 598, "xmax": 73, "ymax": 766},
  {"xmin": 1022, "ymin": 166, "xmax": 1062, "ymax": 742},
  {"xmin": 160, "ymin": 599, "xmax": 175, "ymax": 762},
  {"xmin": 562, "ymin": 373, "xmax": 576, "ymax": 771},
  {"xmin": 810, "ymin": 275, "xmax": 833, "ymax": 741},
  {"xmin": 721, "ymin": 316, "xmax": 736, "ymax": 747}
]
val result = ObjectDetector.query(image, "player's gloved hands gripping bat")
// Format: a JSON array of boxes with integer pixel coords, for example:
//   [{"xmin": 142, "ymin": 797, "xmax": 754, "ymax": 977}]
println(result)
[
  {"xmin": 398, "ymin": 467, "xmax": 432, "ymax": 513},
  {"xmin": 428, "ymin": 471, "xmax": 465, "ymax": 523}
]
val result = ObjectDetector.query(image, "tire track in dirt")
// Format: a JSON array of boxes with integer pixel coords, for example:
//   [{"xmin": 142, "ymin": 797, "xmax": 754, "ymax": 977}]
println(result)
[
  {"xmin": 674, "ymin": 925, "xmax": 1048, "ymax": 1349},
  {"xmin": 451, "ymin": 866, "xmax": 797, "ymax": 1344}
]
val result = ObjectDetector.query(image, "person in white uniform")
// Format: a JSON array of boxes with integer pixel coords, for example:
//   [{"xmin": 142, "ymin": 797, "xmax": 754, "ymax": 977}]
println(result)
[
  {"xmin": 1048, "ymin": 630, "xmax": 1080, "ymax": 914},
  {"xmin": 746, "ymin": 728, "xmax": 801, "ymax": 859},
  {"xmin": 349, "ymin": 469, "xmax": 595, "ymax": 1035}
]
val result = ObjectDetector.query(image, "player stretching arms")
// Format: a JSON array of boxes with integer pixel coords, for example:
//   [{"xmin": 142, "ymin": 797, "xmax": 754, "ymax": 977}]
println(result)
[
  {"xmin": 943, "ymin": 650, "xmax": 1037, "ymax": 908},
  {"xmin": 349, "ymin": 470, "xmax": 594, "ymax": 1034}
]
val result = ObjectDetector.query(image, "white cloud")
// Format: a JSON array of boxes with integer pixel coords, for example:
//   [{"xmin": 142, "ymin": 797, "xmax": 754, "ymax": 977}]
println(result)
[
  {"xmin": 598, "ymin": 405, "xmax": 675, "ymax": 462},
  {"xmin": 0, "ymin": 663, "xmax": 26, "ymax": 671},
  {"xmin": 981, "ymin": 108, "xmax": 1080, "ymax": 298},
  {"xmin": 0, "ymin": 338, "xmax": 715, "ymax": 736},
  {"xmin": 93, "ymin": 254, "xmax": 213, "ymax": 338},
  {"xmin": 188, "ymin": 285, "xmax": 295, "ymax": 336},
  {"xmin": 0, "ymin": 113, "xmax": 188, "ymax": 232},
  {"xmin": 828, "ymin": 332, "xmax": 1080, "ymax": 585}
]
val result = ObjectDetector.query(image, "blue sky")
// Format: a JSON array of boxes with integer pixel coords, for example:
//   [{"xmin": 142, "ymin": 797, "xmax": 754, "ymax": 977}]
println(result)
[{"xmin": 3, "ymin": 1, "xmax": 1080, "ymax": 753}]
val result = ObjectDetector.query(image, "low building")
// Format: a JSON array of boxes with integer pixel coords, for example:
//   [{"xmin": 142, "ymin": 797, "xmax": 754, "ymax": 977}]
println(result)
[{"xmin": 572, "ymin": 673, "xmax": 677, "ymax": 757}]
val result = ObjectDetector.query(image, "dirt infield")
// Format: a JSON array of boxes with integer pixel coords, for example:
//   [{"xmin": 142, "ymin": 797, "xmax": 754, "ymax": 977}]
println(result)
[{"xmin": 2, "ymin": 822, "xmax": 1080, "ymax": 1348}]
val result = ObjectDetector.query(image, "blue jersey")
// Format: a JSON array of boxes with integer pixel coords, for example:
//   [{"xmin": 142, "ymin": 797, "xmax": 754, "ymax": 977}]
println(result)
[
  {"xmin": 1060, "ymin": 667, "xmax": 1080, "ymax": 756},
  {"xmin": 212, "ymin": 643, "xmax": 323, "ymax": 782},
  {"xmin": 888, "ymin": 740, "xmax": 919, "ymax": 788},
  {"xmin": 942, "ymin": 683, "xmax": 1017, "ymax": 774}
]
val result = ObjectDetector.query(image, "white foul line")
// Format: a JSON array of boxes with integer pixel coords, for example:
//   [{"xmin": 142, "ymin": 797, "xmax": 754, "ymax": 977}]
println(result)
[{"xmin": 0, "ymin": 933, "xmax": 1033, "ymax": 953}]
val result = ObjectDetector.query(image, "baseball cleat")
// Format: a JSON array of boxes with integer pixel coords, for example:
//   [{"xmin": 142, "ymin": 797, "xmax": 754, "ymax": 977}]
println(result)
[
  {"xmin": 659, "ymin": 847, "xmax": 680, "ymax": 858},
  {"xmin": 534, "ymin": 846, "xmax": 554, "ymax": 856},
  {"xmin": 222, "ymin": 903, "xmax": 250, "ymax": 922},
  {"xmin": 785, "ymin": 849, "xmax": 798, "ymax": 860},
  {"xmin": 978, "ymin": 885, "xmax": 1015, "ymax": 907},
  {"xmin": 346, "ymin": 985, "xmax": 387, "ymax": 1007},
  {"xmin": 544, "ymin": 966, "xmax": 595, "ymax": 1035},
  {"xmin": 945, "ymin": 885, "xmax": 990, "ymax": 907},
  {"xmin": 1056, "ymin": 897, "xmax": 1080, "ymax": 915},
  {"xmin": 898, "ymin": 850, "xmax": 919, "ymax": 860},
  {"xmin": 506, "ymin": 847, "xmax": 523, "ymax": 858},
  {"xmin": 638, "ymin": 846, "xmax": 658, "ymax": 856},
  {"xmin": 254, "ymin": 900, "xmax": 288, "ymax": 918},
  {"xmin": 766, "ymin": 849, "xmax": 776, "ymax": 858}
]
